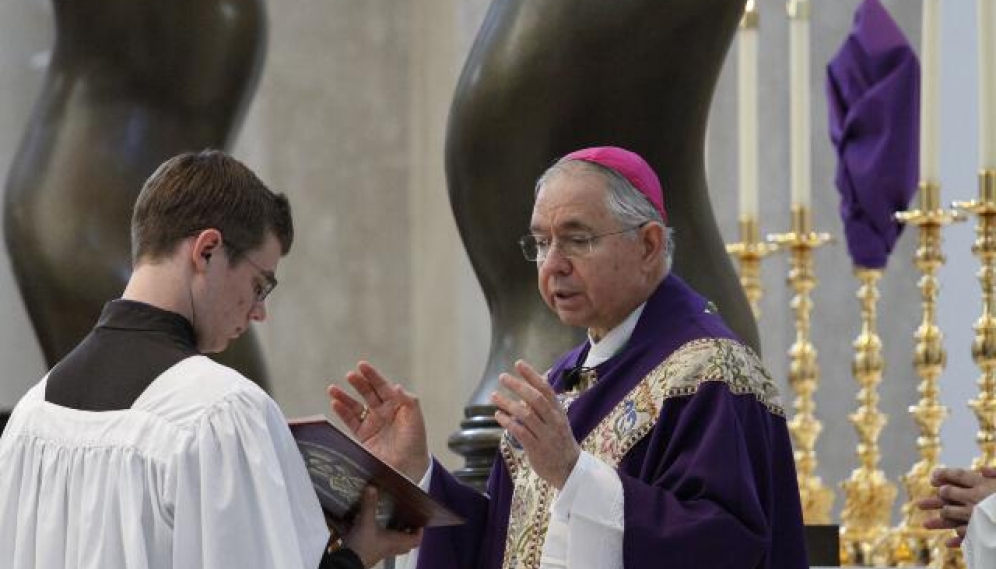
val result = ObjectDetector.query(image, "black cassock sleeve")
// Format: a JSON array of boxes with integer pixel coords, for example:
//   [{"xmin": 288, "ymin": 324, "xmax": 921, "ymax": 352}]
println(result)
[{"xmin": 318, "ymin": 547, "xmax": 363, "ymax": 569}]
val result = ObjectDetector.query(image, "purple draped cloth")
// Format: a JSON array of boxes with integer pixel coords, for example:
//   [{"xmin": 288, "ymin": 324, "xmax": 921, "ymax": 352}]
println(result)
[
  {"xmin": 826, "ymin": 0, "xmax": 920, "ymax": 269},
  {"xmin": 417, "ymin": 275, "xmax": 808, "ymax": 568}
]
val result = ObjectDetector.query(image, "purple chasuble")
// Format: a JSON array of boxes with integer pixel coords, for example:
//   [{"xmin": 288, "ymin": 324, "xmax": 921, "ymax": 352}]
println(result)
[{"xmin": 417, "ymin": 275, "xmax": 808, "ymax": 568}]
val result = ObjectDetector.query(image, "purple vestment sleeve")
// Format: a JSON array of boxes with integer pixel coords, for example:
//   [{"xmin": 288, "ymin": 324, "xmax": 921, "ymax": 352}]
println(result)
[
  {"xmin": 619, "ymin": 382, "xmax": 807, "ymax": 568},
  {"xmin": 416, "ymin": 459, "xmax": 491, "ymax": 569}
]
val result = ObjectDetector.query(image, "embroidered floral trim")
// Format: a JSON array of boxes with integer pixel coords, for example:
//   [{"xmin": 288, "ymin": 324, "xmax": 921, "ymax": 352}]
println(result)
[
  {"xmin": 652, "ymin": 338, "xmax": 784, "ymax": 416},
  {"xmin": 499, "ymin": 455, "xmax": 554, "ymax": 569},
  {"xmin": 498, "ymin": 338, "xmax": 782, "ymax": 569}
]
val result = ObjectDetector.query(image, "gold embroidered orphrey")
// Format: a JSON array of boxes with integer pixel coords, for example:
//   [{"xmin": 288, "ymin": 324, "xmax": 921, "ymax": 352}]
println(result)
[{"xmin": 498, "ymin": 338, "xmax": 785, "ymax": 569}]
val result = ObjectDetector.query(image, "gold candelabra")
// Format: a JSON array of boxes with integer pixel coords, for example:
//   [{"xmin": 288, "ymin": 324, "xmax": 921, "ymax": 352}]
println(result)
[
  {"xmin": 883, "ymin": 181, "xmax": 962, "ymax": 566},
  {"xmin": 955, "ymin": 170, "xmax": 996, "ymax": 470},
  {"xmin": 839, "ymin": 267, "xmax": 897, "ymax": 567},
  {"xmin": 930, "ymin": 536, "xmax": 966, "ymax": 569},
  {"xmin": 727, "ymin": 217, "xmax": 775, "ymax": 317},
  {"xmin": 768, "ymin": 205, "xmax": 833, "ymax": 523}
]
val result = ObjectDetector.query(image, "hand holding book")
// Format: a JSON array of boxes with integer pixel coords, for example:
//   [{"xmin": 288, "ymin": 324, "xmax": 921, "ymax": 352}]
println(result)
[
  {"xmin": 289, "ymin": 415, "xmax": 463, "ymax": 533},
  {"xmin": 336, "ymin": 486, "xmax": 422, "ymax": 568}
]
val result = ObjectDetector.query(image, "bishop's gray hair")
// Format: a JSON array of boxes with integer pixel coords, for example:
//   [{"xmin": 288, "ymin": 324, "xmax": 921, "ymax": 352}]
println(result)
[{"xmin": 535, "ymin": 159, "xmax": 675, "ymax": 273}]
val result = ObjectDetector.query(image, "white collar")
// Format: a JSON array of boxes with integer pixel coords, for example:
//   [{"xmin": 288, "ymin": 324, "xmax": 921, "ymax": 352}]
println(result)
[{"xmin": 582, "ymin": 303, "xmax": 646, "ymax": 368}]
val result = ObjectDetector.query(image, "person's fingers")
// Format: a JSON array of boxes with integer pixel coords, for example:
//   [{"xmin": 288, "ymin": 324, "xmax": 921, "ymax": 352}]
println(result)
[
  {"xmin": 330, "ymin": 400, "xmax": 362, "ymax": 434},
  {"xmin": 330, "ymin": 385, "xmax": 366, "ymax": 415},
  {"xmin": 930, "ymin": 474, "xmax": 943, "ymax": 487},
  {"xmin": 931, "ymin": 467, "xmax": 956, "ymax": 487},
  {"xmin": 357, "ymin": 361, "xmax": 399, "ymax": 403},
  {"xmin": 940, "ymin": 502, "xmax": 974, "ymax": 524},
  {"xmin": 981, "ymin": 466, "xmax": 996, "ymax": 478},
  {"xmin": 498, "ymin": 373, "xmax": 557, "ymax": 426},
  {"xmin": 494, "ymin": 379, "xmax": 550, "ymax": 438},
  {"xmin": 390, "ymin": 383, "xmax": 419, "ymax": 410},
  {"xmin": 346, "ymin": 369, "xmax": 385, "ymax": 409},
  {"xmin": 385, "ymin": 528, "xmax": 422, "ymax": 556},
  {"xmin": 495, "ymin": 407, "xmax": 537, "ymax": 449},
  {"xmin": 511, "ymin": 363, "xmax": 570, "ymax": 435},
  {"xmin": 514, "ymin": 360, "xmax": 557, "ymax": 400},
  {"xmin": 343, "ymin": 486, "xmax": 382, "ymax": 569},
  {"xmin": 329, "ymin": 384, "xmax": 363, "ymax": 409},
  {"xmin": 356, "ymin": 486, "xmax": 378, "ymax": 524},
  {"xmin": 917, "ymin": 496, "xmax": 945, "ymax": 511},
  {"xmin": 940, "ymin": 483, "xmax": 980, "ymax": 507},
  {"xmin": 924, "ymin": 516, "xmax": 959, "ymax": 530},
  {"xmin": 329, "ymin": 386, "xmax": 369, "ymax": 433},
  {"xmin": 940, "ymin": 468, "xmax": 980, "ymax": 488},
  {"xmin": 490, "ymin": 391, "xmax": 517, "ymax": 419}
]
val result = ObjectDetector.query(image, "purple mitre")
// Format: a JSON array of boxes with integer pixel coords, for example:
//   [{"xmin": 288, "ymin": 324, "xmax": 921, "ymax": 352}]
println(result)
[{"xmin": 826, "ymin": 0, "xmax": 920, "ymax": 269}]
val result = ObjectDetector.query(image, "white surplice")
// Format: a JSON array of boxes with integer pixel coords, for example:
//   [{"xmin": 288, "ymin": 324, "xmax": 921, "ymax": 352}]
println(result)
[
  {"xmin": 0, "ymin": 355, "xmax": 329, "ymax": 569},
  {"xmin": 964, "ymin": 493, "xmax": 996, "ymax": 569}
]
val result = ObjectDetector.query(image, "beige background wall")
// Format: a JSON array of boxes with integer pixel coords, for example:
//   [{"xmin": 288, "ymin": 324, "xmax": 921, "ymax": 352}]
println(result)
[
  {"xmin": 0, "ymin": 0, "xmax": 983, "ymax": 522},
  {"xmin": 0, "ymin": 0, "xmax": 50, "ymax": 407}
]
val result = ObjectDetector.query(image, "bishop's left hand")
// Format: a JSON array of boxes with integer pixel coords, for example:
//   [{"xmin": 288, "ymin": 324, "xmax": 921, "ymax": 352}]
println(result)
[{"xmin": 492, "ymin": 360, "xmax": 580, "ymax": 490}]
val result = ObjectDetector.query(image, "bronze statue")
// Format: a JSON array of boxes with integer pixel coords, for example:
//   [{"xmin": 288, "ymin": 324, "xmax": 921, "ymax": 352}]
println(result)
[
  {"xmin": 446, "ymin": 0, "xmax": 756, "ymax": 484},
  {"xmin": 4, "ymin": 0, "xmax": 270, "ymax": 384}
]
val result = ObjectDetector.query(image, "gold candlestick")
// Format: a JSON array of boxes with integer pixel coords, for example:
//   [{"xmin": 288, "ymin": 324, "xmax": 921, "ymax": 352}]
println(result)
[
  {"xmin": 768, "ymin": 205, "xmax": 833, "ymax": 524},
  {"xmin": 726, "ymin": 217, "xmax": 775, "ymax": 317},
  {"xmin": 884, "ymin": 181, "xmax": 963, "ymax": 566},
  {"xmin": 955, "ymin": 170, "xmax": 996, "ymax": 469},
  {"xmin": 839, "ymin": 267, "xmax": 898, "ymax": 567},
  {"xmin": 929, "ymin": 536, "xmax": 966, "ymax": 569}
]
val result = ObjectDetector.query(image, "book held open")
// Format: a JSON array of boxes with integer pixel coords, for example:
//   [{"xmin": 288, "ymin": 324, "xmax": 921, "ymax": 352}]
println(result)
[{"xmin": 288, "ymin": 415, "xmax": 465, "ymax": 532}]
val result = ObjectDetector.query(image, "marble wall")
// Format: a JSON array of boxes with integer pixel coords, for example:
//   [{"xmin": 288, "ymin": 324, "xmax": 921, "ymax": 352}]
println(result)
[{"xmin": 0, "ymin": 0, "xmax": 983, "ymax": 523}]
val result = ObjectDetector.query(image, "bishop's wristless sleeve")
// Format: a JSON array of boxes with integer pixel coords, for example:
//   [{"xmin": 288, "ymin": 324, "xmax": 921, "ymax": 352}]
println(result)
[
  {"xmin": 540, "ymin": 451, "xmax": 624, "ymax": 569},
  {"xmin": 169, "ymin": 389, "xmax": 330, "ymax": 569}
]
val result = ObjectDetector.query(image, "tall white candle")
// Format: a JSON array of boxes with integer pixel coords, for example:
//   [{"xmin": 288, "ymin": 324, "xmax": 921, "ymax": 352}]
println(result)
[
  {"xmin": 788, "ymin": 0, "xmax": 811, "ymax": 208},
  {"xmin": 920, "ymin": 0, "xmax": 940, "ymax": 180},
  {"xmin": 980, "ymin": 0, "xmax": 996, "ymax": 168},
  {"xmin": 738, "ymin": 2, "xmax": 760, "ymax": 220}
]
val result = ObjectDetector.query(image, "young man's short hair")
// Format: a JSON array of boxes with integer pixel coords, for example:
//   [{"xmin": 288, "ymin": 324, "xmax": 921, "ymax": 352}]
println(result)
[{"xmin": 131, "ymin": 150, "xmax": 293, "ymax": 264}]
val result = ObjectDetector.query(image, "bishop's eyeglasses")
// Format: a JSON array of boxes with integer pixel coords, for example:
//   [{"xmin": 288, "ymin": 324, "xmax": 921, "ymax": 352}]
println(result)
[{"xmin": 518, "ymin": 222, "xmax": 648, "ymax": 262}]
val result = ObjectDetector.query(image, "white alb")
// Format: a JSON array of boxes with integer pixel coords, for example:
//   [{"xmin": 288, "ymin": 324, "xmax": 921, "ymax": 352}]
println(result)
[{"xmin": 0, "ymin": 356, "xmax": 329, "ymax": 569}]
